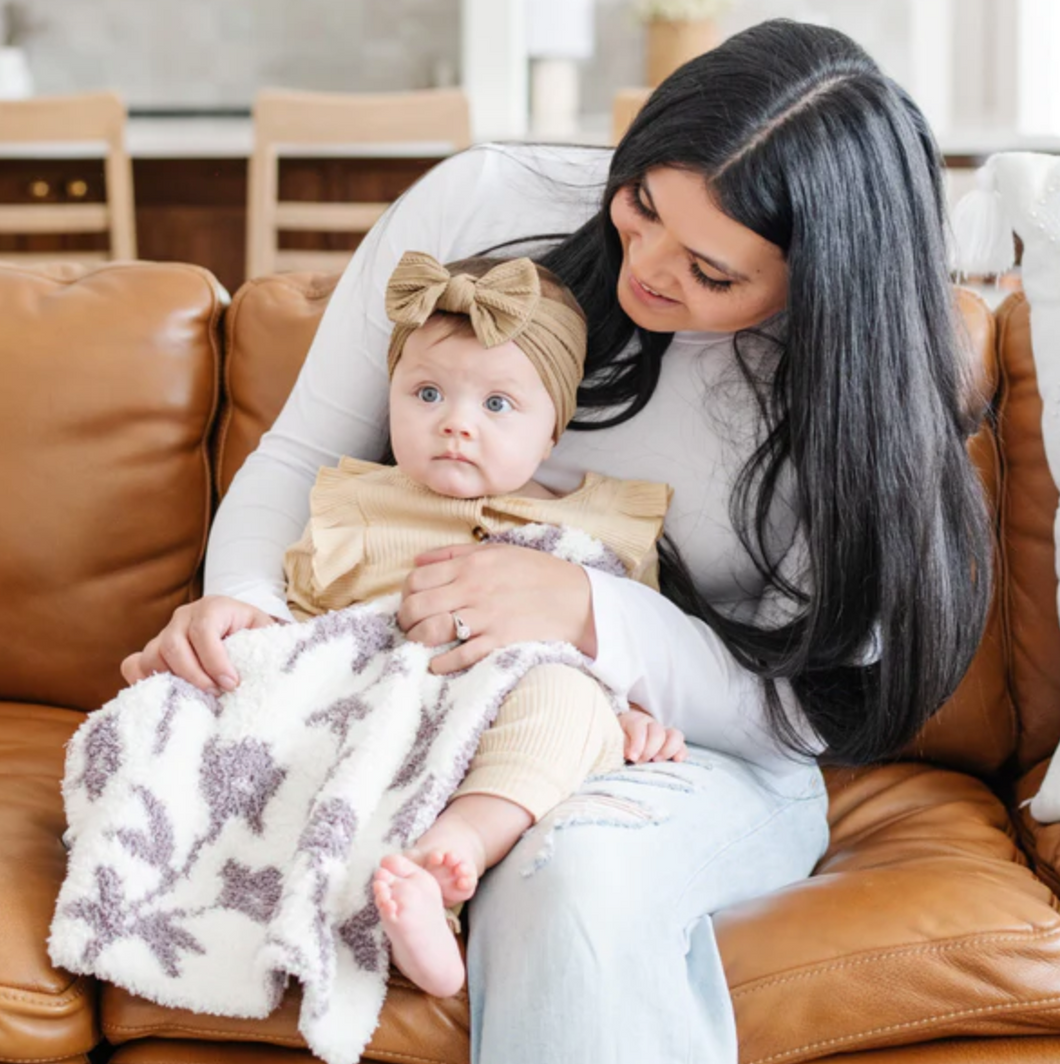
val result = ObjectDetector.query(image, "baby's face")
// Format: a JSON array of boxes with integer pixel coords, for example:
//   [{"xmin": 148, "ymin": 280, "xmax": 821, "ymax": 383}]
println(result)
[{"xmin": 389, "ymin": 319, "xmax": 557, "ymax": 498}]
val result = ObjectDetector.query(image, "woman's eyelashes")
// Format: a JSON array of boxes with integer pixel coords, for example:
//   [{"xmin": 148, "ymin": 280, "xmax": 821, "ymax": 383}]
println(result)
[
  {"xmin": 689, "ymin": 261, "xmax": 733, "ymax": 293},
  {"xmin": 629, "ymin": 181, "xmax": 658, "ymax": 222},
  {"xmin": 626, "ymin": 181, "xmax": 735, "ymax": 295}
]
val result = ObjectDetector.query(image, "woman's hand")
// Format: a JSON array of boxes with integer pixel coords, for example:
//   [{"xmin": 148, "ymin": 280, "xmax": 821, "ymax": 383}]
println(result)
[
  {"xmin": 120, "ymin": 595, "xmax": 280, "ymax": 693},
  {"xmin": 398, "ymin": 543, "xmax": 596, "ymax": 674},
  {"xmin": 619, "ymin": 708, "xmax": 688, "ymax": 764}
]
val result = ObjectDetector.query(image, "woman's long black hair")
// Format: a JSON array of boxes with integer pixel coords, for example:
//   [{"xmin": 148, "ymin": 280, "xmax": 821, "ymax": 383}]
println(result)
[{"xmin": 531, "ymin": 19, "xmax": 992, "ymax": 766}]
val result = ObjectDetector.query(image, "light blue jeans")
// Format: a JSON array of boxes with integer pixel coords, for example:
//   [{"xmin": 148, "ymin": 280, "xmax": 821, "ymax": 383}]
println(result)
[{"xmin": 467, "ymin": 746, "xmax": 829, "ymax": 1064}]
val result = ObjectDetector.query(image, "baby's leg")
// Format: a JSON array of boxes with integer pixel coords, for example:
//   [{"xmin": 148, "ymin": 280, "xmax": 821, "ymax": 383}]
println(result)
[
  {"xmin": 373, "ymin": 665, "xmax": 623, "ymax": 995},
  {"xmin": 420, "ymin": 662, "xmax": 624, "ymax": 899}
]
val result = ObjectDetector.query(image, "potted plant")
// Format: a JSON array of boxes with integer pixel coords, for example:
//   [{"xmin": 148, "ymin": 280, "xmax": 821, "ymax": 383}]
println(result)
[{"xmin": 633, "ymin": 0, "xmax": 736, "ymax": 86}]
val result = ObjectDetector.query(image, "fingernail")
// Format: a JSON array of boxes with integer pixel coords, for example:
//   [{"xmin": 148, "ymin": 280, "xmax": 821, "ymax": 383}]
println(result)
[{"xmin": 218, "ymin": 674, "xmax": 238, "ymax": 691}]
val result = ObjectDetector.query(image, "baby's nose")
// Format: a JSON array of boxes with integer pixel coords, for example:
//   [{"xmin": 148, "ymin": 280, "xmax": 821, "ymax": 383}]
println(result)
[{"xmin": 441, "ymin": 417, "xmax": 473, "ymax": 439}]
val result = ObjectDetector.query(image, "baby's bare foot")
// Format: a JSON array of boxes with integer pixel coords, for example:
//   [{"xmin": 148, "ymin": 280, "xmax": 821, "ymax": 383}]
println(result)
[
  {"xmin": 417, "ymin": 847, "xmax": 479, "ymax": 906},
  {"xmin": 372, "ymin": 853, "xmax": 464, "ymax": 998}
]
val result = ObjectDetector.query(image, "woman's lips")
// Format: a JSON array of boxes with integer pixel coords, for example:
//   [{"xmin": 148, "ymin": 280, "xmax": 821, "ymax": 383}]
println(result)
[{"xmin": 629, "ymin": 271, "xmax": 679, "ymax": 308}]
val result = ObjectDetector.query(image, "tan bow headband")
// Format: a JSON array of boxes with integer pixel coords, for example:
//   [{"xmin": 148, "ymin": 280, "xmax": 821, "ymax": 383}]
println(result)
[{"xmin": 385, "ymin": 251, "xmax": 587, "ymax": 438}]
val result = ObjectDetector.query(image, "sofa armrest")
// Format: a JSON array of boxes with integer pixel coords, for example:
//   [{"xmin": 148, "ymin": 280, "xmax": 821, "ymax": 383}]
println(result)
[{"xmin": 0, "ymin": 703, "xmax": 100, "ymax": 1061}]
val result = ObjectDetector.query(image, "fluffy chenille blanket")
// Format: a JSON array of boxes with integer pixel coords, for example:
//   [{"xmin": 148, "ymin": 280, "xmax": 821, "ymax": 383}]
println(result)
[{"xmin": 49, "ymin": 525, "xmax": 625, "ymax": 1064}]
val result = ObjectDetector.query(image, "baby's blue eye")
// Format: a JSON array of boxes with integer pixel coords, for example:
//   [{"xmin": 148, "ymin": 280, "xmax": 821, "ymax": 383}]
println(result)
[
  {"xmin": 484, "ymin": 395, "xmax": 512, "ymax": 414},
  {"xmin": 417, "ymin": 386, "xmax": 442, "ymax": 403}
]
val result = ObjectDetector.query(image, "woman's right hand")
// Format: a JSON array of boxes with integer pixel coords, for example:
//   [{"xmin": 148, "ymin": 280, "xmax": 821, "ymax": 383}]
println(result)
[{"xmin": 120, "ymin": 595, "xmax": 279, "ymax": 693}]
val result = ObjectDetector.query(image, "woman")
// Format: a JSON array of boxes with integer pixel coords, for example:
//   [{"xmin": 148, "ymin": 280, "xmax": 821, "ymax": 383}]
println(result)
[{"xmin": 122, "ymin": 19, "xmax": 991, "ymax": 1062}]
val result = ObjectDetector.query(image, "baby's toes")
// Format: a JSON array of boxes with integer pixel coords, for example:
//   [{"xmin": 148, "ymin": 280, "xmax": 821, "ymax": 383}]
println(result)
[{"xmin": 372, "ymin": 880, "xmax": 397, "ymax": 918}]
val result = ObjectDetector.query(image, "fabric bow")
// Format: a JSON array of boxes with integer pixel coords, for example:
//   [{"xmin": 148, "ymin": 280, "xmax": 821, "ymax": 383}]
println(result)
[{"xmin": 385, "ymin": 250, "xmax": 541, "ymax": 348}]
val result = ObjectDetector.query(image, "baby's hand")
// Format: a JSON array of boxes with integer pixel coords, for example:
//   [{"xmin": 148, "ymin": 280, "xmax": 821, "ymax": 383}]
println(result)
[{"xmin": 618, "ymin": 707, "xmax": 688, "ymax": 764}]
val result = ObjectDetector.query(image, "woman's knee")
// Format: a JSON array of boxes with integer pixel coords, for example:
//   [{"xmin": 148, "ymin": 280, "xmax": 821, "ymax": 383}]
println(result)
[{"xmin": 472, "ymin": 802, "xmax": 644, "ymax": 934}]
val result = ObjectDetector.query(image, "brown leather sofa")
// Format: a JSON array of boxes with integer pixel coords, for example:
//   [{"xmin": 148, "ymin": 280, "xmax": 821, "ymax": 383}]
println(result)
[{"xmin": 5, "ymin": 259, "xmax": 1060, "ymax": 1064}]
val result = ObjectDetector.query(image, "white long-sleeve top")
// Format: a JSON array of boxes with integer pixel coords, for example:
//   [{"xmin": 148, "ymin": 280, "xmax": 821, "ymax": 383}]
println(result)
[{"xmin": 205, "ymin": 144, "xmax": 821, "ymax": 772}]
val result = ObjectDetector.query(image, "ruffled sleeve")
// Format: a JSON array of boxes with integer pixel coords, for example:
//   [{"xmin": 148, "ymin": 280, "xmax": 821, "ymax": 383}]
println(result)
[
  {"xmin": 594, "ymin": 475, "xmax": 672, "ymax": 589},
  {"xmin": 282, "ymin": 457, "xmax": 382, "ymax": 618}
]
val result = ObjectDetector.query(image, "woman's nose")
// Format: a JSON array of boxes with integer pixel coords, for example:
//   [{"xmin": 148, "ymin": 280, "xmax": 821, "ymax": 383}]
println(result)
[{"xmin": 633, "ymin": 225, "xmax": 672, "ymax": 279}]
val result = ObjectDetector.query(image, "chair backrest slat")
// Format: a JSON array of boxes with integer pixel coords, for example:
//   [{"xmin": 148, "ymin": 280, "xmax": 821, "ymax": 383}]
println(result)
[
  {"xmin": 0, "ymin": 93, "xmax": 137, "ymax": 262},
  {"xmin": 246, "ymin": 88, "xmax": 471, "ymax": 280}
]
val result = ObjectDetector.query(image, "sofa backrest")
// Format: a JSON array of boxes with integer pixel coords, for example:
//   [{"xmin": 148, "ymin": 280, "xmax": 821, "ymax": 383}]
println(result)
[
  {"xmin": 0, "ymin": 262, "xmax": 226, "ymax": 712},
  {"xmin": 216, "ymin": 272, "xmax": 342, "ymax": 496},
  {"xmin": 220, "ymin": 273, "xmax": 1018, "ymax": 778},
  {"xmin": 993, "ymin": 294, "xmax": 1060, "ymax": 773},
  {"xmin": 902, "ymin": 289, "xmax": 1016, "ymax": 776},
  {"xmin": 0, "ymin": 262, "xmax": 1032, "ymax": 777}
]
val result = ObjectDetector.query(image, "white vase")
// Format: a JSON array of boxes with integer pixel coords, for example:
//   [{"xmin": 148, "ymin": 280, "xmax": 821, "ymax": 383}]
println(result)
[
  {"xmin": 530, "ymin": 57, "xmax": 581, "ymax": 140},
  {"xmin": 0, "ymin": 46, "xmax": 33, "ymax": 99}
]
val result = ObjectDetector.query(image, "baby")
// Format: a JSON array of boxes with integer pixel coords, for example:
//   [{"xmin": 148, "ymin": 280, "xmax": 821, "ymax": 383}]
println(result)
[{"xmin": 283, "ymin": 251, "xmax": 686, "ymax": 997}]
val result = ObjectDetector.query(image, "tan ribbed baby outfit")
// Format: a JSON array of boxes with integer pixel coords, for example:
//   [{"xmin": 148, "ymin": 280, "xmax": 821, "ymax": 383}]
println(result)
[{"xmin": 284, "ymin": 457, "xmax": 671, "ymax": 821}]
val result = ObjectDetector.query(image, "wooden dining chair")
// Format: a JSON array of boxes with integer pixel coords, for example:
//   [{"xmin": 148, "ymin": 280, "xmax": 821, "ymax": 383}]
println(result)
[
  {"xmin": 612, "ymin": 87, "xmax": 652, "ymax": 145},
  {"xmin": 0, "ymin": 92, "xmax": 136, "ymax": 263},
  {"xmin": 246, "ymin": 88, "xmax": 472, "ymax": 280}
]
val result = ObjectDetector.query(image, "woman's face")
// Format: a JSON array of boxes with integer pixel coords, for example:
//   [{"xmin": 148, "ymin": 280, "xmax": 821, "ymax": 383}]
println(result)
[{"xmin": 610, "ymin": 167, "xmax": 789, "ymax": 334}]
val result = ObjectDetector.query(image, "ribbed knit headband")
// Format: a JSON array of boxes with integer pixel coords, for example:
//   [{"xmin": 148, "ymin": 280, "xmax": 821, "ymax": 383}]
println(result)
[{"xmin": 385, "ymin": 251, "xmax": 587, "ymax": 439}]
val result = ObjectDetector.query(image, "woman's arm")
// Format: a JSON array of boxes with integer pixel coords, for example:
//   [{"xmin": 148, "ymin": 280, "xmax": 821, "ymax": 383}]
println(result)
[
  {"xmin": 399, "ymin": 542, "xmax": 820, "ymax": 772},
  {"xmin": 585, "ymin": 569, "xmax": 819, "ymax": 770}
]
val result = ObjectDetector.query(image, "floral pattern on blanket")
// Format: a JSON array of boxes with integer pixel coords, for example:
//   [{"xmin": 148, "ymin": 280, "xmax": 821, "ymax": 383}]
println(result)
[{"xmin": 48, "ymin": 524, "xmax": 625, "ymax": 1064}]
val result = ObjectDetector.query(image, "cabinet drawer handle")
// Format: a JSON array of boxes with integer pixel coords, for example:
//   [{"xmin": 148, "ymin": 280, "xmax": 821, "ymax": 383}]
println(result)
[
  {"xmin": 66, "ymin": 179, "xmax": 89, "ymax": 199},
  {"xmin": 29, "ymin": 179, "xmax": 51, "ymax": 199}
]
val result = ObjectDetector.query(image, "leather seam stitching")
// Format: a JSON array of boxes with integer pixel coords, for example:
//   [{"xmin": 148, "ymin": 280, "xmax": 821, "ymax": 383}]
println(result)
[
  {"xmin": 732, "ymin": 921, "xmax": 1060, "ymax": 996},
  {"xmin": 0, "ymin": 979, "xmax": 91, "ymax": 1008},
  {"xmin": 105, "ymin": 1054, "xmax": 454, "ymax": 1064},
  {"xmin": 748, "ymin": 992, "xmax": 1060, "ymax": 1064},
  {"xmin": 994, "ymin": 291, "xmax": 1022, "ymax": 762},
  {"xmin": 0, "ymin": 1055, "xmax": 89, "ymax": 1063},
  {"xmin": 102, "ymin": 1023, "xmax": 303, "ymax": 1045}
]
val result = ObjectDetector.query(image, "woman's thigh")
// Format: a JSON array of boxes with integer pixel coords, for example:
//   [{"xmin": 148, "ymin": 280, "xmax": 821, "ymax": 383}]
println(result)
[{"xmin": 467, "ymin": 748, "xmax": 829, "ymax": 1063}]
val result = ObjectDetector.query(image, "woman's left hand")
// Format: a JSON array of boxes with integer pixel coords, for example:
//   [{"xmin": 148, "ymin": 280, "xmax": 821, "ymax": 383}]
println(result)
[{"xmin": 398, "ymin": 542, "xmax": 596, "ymax": 674}]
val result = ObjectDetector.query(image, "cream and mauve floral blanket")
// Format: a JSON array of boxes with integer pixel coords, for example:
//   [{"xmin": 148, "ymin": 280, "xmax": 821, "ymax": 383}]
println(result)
[{"xmin": 48, "ymin": 525, "xmax": 625, "ymax": 1064}]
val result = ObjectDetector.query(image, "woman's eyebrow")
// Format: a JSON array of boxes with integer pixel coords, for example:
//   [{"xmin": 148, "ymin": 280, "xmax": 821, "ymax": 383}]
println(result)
[{"xmin": 641, "ymin": 178, "xmax": 750, "ymax": 282}]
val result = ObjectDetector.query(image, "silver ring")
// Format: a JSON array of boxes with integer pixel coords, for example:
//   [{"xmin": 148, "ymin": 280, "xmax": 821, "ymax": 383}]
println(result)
[{"xmin": 452, "ymin": 611, "xmax": 471, "ymax": 642}]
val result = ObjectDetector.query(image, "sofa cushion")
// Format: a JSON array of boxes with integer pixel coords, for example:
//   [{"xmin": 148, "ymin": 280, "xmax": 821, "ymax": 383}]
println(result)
[
  {"xmin": 0, "ymin": 702, "xmax": 99, "ymax": 1061},
  {"xmin": 1016, "ymin": 760, "xmax": 1060, "ymax": 896},
  {"xmin": 216, "ymin": 272, "xmax": 341, "ymax": 497},
  {"xmin": 110, "ymin": 1044, "xmax": 313, "ymax": 1064},
  {"xmin": 101, "ymin": 972, "xmax": 468, "ymax": 1064},
  {"xmin": 0, "ymin": 263, "xmax": 226, "ymax": 712},
  {"xmin": 718, "ymin": 763, "xmax": 1060, "ymax": 1064},
  {"xmin": 104, "ymin": 1036, "xmax": 1060, "ymax": 1064},
  {"xmin": 823, "ymin": 1036, "xmax": 1060, "ymax": 1062}
]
